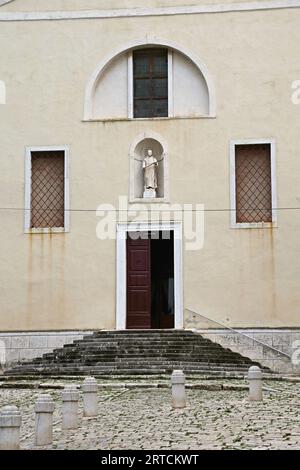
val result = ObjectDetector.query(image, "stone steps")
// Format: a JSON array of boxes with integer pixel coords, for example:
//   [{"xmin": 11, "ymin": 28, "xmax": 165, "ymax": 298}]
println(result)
[
  {"xmin": 36, "ymin": 349, "xmax": 250, "ymax": 358},
  {"xmin": 21, "ymin": 360, "xmax": 253, "ymax": 369},
  {"xmin": 32, "ymin": 354, "xmax": 251, "ymax": 366},
  {"xmin": 5, "ymin": 367, "xmax": 250, "ymax": 377},
  {"xmin": 31, "ymin": 358, "xmax": 255, "ymax": 368},
  {"xmin": 5, "ymin": 329, "xmax": 272, "ymax": 377},
  {"xmin": 47, "ymin": 350, "xmax": 237, "ymax": 358},
  {"xmin": 7, "ymin": 364, "xmax": 251, "ymax": 372}
]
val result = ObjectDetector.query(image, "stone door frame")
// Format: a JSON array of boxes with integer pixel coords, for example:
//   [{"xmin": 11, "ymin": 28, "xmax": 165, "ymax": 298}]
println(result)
[{"xmin": 116, "ymin": 222, "xmax": 183, "ymax": 330}]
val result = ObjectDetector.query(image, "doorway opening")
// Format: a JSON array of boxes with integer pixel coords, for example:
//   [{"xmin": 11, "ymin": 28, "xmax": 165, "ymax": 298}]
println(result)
[
  {"xmin": 151, "ymin": 231, "xmax": 174, "ymax": 328},
  {"xmin": 126, "ymin": 231, "xmax": 174, "ymax": 329}
]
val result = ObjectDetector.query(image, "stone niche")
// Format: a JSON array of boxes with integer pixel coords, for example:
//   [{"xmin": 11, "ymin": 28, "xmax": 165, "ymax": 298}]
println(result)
[{"xmin": 129, "ymin": 134, "xmax": 168, "ymax": 202}]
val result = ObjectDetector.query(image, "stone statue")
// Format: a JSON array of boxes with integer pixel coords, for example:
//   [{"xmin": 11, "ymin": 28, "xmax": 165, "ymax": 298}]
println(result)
[{"xmin": 143, "ymin": 149, "xmax": 158, "ymax": 198}]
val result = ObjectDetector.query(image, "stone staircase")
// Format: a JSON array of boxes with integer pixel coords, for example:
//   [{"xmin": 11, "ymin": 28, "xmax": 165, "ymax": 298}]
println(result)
[{"xmin": 5, "ymin": 330, "xmax": 271, "ymax": 377}]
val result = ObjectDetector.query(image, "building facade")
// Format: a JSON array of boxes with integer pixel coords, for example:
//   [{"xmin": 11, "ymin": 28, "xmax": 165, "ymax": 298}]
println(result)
[{"xmin": 0, "ymin": 0, "xmax": 300, "ymax": 371}]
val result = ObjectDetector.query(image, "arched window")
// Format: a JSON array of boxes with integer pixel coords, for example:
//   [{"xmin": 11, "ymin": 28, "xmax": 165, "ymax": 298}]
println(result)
[{"xmin": 84, "ymin": 41, "xmax": 215, "ymax": 120}]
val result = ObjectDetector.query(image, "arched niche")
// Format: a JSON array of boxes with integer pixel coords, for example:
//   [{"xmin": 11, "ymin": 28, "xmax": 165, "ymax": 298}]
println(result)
[
  {"xmin": 84, "ymin": 38, "xmax": 216, "ymax": 120},
  {"xmin": 129, "ymin": 132, "xmax": 169, "ymax": 202}
]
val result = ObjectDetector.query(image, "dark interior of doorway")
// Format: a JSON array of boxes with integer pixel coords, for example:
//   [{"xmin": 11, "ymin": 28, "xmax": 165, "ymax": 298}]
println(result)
[{"xmin": 151, "ymin": 231, "xmax": 174, "ymax": 329}]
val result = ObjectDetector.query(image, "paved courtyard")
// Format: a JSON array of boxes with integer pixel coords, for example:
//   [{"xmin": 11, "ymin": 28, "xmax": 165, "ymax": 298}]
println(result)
[{"xmin": 0, "ymin": 380, "xmax": 299, "ymax": 450}]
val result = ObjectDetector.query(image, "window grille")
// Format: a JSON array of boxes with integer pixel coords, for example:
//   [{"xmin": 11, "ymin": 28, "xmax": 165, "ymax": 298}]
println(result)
[
  {"xmin": 235, "ymin": 144, "xmax": 272, "ymax": 223},
  {"xmin": 31, "ymin": 151, "xmax": 65, "ymax": 228}
]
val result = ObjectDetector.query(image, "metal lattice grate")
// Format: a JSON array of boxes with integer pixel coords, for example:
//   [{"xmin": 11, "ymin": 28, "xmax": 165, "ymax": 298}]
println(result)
[
  {"xmin": 235, "ymin": 144, "xmax": 272, "ymax": 223},
  {"xmin": 31, "ymin": 151, "xmax": 65, "ymax": 228}
]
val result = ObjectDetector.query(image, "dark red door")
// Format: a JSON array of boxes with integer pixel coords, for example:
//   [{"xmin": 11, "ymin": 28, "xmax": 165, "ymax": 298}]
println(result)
[{"xmin": 127, "ymin": 235, "xmax": 151, "ymax": 329}]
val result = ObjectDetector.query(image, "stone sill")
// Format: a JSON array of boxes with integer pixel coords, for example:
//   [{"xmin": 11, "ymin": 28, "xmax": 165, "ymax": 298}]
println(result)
[
  {"xmin": 24, "ymin": 227, "xmax": 69, "ymax": 234},
  {"xmin": 231, "ymin": 221, "xmax": 278, "ymax": 229},
  {"xmin": 82, "ymin": 115, "xmax": 216, "ymax": 123},
  {"xmin": 129, "ymin": 198, "xmax": 169, "ymax": 204}
]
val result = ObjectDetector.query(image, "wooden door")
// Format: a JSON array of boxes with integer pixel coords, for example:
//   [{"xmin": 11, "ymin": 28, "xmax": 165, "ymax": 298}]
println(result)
[{"xmin": 126, "ymin": 235, "xmax": 151, "ymax": 329}]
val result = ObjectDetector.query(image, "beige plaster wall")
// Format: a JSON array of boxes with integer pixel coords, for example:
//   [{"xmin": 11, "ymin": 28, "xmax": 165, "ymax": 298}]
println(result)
[{"xmin": 0, "ymin": 7, "xmax": 300, "ymax": 330}]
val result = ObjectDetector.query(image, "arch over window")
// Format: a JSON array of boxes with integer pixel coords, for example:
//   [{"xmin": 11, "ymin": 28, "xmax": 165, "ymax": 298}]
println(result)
[{"xmin": 84, "ymin": 39, "xmax": 216, "ymax": 120}]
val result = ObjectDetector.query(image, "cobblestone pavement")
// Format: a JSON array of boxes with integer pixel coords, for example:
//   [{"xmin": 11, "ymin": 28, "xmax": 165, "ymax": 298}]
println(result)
[{"xmin": 0, "ymin": 380, "xmax": 299, "ymax": 450}]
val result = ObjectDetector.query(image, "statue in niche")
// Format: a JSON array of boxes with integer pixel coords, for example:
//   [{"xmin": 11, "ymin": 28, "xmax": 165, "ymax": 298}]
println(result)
[{"xmin": 142, "ymin": 149, "xmax": 158, "ymax": 198}]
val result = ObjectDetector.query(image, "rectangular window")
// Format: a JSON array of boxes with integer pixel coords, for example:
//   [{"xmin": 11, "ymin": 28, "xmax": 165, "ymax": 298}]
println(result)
[
  {"xmin": 133, "ymin": 48, "xmax": 168, "ymax": 118},
  {"xmin": 230, "ymin": 141, "xmax": 276, "ymax": 227},
  {"xmin": 25, "ymin": 147, "xmax": 69, "ymax": 232}
]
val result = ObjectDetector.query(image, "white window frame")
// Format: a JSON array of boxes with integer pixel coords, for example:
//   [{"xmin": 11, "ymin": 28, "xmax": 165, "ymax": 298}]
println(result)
[
  {"xmin": 127, "ymin": 49, "xmax": 173, "ymax": 119},
  {"xmin": 230, "ymin": 139, "xmax": 277, "ymax": 229},
  {"xmin": 24, "ymin": 146, "xmax": 70, "ymax": 233}
]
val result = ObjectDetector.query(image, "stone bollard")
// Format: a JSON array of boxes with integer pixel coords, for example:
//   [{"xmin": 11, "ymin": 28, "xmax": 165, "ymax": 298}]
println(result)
[
  {"xmin": 171, "ymin": 370, "xmax": 186, "ymax": 409},
  {"xmin": 82, "ymin": 377, "xmax": 98, "ymax": 417},
  {"xmin": 34, "ymin": 394, "xmax": 54, "ymax": 446},
  {"xmin": 0, "ymin": 405, "xmax": 22, "ymax": 450},
  {"xmin": 248, "ymin": 366, "xmax": 263, "ymax": 401},
  {"xmin": 61, "ymin": 384, "xmax": 79, "ymax": 430}
]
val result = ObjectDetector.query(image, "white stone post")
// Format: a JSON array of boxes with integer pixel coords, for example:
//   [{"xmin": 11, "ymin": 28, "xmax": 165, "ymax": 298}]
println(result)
[
  {"xmin": 171, "ymin": 370, "xmax": 186, "ymax": 409},
  {"xmin": 34, "ymin": 394, "xmax": 54, "ymax": 446},
  {"xmin": 82, "ymin": 377, "xmax": 98, "ymax": 417},
  {"xmin": 248, "ymin": 366, "xmax": 263, "ymax": 401},
  {"xmin": 0, "ymin": 405, "xmax": 22, "ymax": 450},
  {"xmin": 61, "ymin": 384, "xmax": 79, "ymax": 430}
]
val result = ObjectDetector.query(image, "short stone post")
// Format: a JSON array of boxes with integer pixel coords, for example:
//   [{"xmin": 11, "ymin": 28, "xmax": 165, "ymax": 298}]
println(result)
[
  {"xmin": 82, "ymin": 377, "xmax": 98, "ymax": 417},
  {"xmin": 171, "ymin": 370, "xmax": 186, "ymax": 409},
  {"xmin": 34, "ymin": 394, "xmax": 54, "ymax": 446},
  {"xmin": 248, "ymin": 366, "xmax": 263, "ymax": 401},
  {"xmin": 0, "ymin": 405, "xmax": 22, "ymax": 450},
  {"xmin": 61, "ymin": 384, "xmax": 79, "ymax": 430}
]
